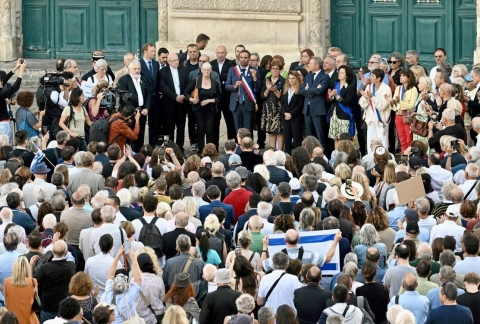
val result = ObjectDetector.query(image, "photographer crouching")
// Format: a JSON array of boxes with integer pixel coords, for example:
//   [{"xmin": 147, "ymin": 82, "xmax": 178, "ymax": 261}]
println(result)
[
  {"xmin": 116, "ymin": 59, "xmax": 150, "ymax": 151},
  {"xmin": 108, "ymin": 104, "xmax": 141, "ymax": 154}
]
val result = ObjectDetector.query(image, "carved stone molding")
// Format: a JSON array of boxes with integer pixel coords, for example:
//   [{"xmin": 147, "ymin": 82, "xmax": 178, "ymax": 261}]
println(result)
[
  {"xmin": 0, "ymin": 0, "xmax": 12, "ymax": 36},
  {"xmin": 309, "ymin": 0, "xmax": 321, "ymax": 47},
  {"xmin": 158, "ymin": 0, "xmax": 168, "ymax": 41},
  {"xmin": 171, "ymin": 0, "xmax": 301, "ymax": 13}
]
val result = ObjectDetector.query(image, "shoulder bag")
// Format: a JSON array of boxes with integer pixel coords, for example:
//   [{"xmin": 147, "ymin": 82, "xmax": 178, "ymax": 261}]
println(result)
[
  {"xmin": 32, "ymin": 279, "xmax": 41, "ymax": 312},
  {"xmin": 410, "ymin": 117, "xmax": 428, "ymax": 137},
  {"xmin": 139, "ymin": 291, "xmax": 164, "ymax": 323},
  {"xmin": 191, "ymin": 78, "xmax": 199, "ymax": 100},
  {"xmin": 264, "ymin": 272, "xmax": 286, "ymax": 302}
]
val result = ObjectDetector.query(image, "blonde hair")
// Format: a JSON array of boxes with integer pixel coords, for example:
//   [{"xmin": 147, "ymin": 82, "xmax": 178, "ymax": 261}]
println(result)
[
  {"xmin": 163, "ymin": 305, "xmax": 189, "ymax": 324},
  {"xmin": 186, "ymin": 155, "xmax": 201, "ymax": 171},
  {"xmin": 0, "ymin": 169, "xmax": 12, "ymax": 186},
  {"xmin": 133, "ymin": 246, "xmax": 162, "ymax": 276},
  {"xmin": 453, "ymin": 64, "xmax": 468, "ymax": 78},
  {"xmin": 157, "ymin": 202, "xmax": 174, "ymax": 220},
  {"xmin": 447, "ymin": 98, "xmax": 463, "ymax": 116},
  {"xmin": 418, "ymin": 76, "xmax": 433, "ymax": 92},
  {"xmin": 183, "ymin": 196, "xmax": 197, "ymax": 218},
  {"xmin": 92, "ymin": 80, "xmax": 109, "ymax": 96},
  {"xmin": 351, "ymin": 172, "xmax": 373, "ymax": 202},
  {"xmin": 334, "ymin": 163, "xmax": 352, "ymax": 181},
  {"xmin": 204, "ymin": 214, "xmax": 220, "ymax": 235},
  {"xmin": 383, "ymin": 161, "xmax": 397, "ymax": 184},
  {"xmin": 11, "ymin": 256, "xmax": 31, "ymax": 287},
  {"xmin": 254, "ymin": 164, "xmax": 270, "ymax": 182},
  {"xmin": 410, "ymin": 66, "xmax": 427, "ymax": 83}
]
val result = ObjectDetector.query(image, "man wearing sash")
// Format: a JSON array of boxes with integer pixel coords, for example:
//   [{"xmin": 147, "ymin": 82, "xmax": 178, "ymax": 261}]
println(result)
[
  {"xmin": 225, "ymin": 50, "xmax": 261, "ymax": 135},
  {"xmin": 359, "ymin": 69, "xmax": 392, "ymax": 154}
]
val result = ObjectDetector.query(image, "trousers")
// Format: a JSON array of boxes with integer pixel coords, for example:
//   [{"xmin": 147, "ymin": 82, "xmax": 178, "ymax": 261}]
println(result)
[
  {"xmin": 395, "ymin": 115, "xmax": 413, "ymax": 154},
  {"xmin": 367, "ymin": 121, "xmax": 389, "ymax": 154}
]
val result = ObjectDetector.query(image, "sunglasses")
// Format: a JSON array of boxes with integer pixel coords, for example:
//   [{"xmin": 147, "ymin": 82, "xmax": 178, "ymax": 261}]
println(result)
[{"xmin": 388, "ymin": 61, "xmax": 399, "ymax": 64}]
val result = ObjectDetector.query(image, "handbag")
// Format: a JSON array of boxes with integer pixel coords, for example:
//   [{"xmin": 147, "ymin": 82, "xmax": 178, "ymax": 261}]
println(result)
[
  {"xmin": 32, "ymin": 279, "xmax": 41, "ymax": 312},
  {"xmin": 139, "ymin": 291, "xmax": 164, "ymax": 323},
  {"xmin": 190, "ymin": 78, "xmax": 199, "ymax": 100},
  {"xmin": 410, "ymin": 117, "xmax": 429, "ymax": 137}
]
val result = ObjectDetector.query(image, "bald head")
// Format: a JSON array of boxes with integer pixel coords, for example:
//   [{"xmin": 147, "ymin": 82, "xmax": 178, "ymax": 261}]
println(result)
[
  {"xmin": 352, "ymin": 165, "xmax": 366, "ymax": 175},
  {"xmin": 203, "ymin": 264, "xmax": 217, "ymax": 282},
  {"xmin": 248, "ymin": 216, "xmax": 263, "ymax": 231},
  {"xmin": 451, "ymin": 188, "xmax": 464, "ymax": 203},
  {"xmin": 53, "ymin": 240, "xmax": 68, "ymax": 258},
  {"xmin": 402, "ymin": 272, "xmax": 418, "ymax": 291},
  {"xmin": 71, "ymin": 191, "xmax": 85, "ymax": 206},
  {"xmin": 167, "ymin": 53, "xmax": 180, "ymax": 68},
  {"xmin": 440, "ymin": 83, "xmax": 453, "ymax": 96},
  {"xmin": 212, "ymin": 161, "xmax": 224, "ymax": 175},
  {"xmin": 11, "ymin": 188, "xmax": 23, "ymax": 198},
  {"xmin": 285, "ymin": 229, "xmax": 300, "ymax": 245},
  {"xmin": 472, "ymin": 117, "xmax": 480, "ymax": 132},
  {"xmin": 175, "ymin": 211, "xmax": 189, "ymax": 227},
  {"xmin": 0, "ymin": 207, "xmax": 12, "ymax": 221},
  {"xmin": 215, "ymin": 45, "xmax": 228, "ymax": 62},
  {"xmin": 307, "ymin": 266, "xmax": 322, "ymax": 283},
  {"xmin": 312, "ymin": 147, "xmax": 324, "ymax": 159},
  {"xmin": 366, "ymin": 247, "xmax": 380, "ymax": 264}
]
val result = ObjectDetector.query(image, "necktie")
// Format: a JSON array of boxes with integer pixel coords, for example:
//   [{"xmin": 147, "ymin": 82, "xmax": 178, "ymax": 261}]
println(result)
[
  {"xmin": 148, "ymin": 61, "xmax": 153, "ymax": 75},
  {"xmin": 240, "ymin": 69, "xmax": 246, "ymax": 104},
  {"xmin": 312, "ymin": 72, "xmax": 316, "ymax": 82}
]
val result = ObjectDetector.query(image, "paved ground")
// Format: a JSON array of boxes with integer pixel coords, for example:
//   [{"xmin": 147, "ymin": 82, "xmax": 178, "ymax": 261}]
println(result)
[{"xmin": 2, "ymin": 58, "xmax": 238, "ymax": 156}]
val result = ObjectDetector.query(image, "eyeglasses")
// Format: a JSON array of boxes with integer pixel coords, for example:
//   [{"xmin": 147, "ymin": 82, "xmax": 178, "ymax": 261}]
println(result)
[{"xmin": 388, "ymin": 61, "xmax": 399, "ymax": 64}]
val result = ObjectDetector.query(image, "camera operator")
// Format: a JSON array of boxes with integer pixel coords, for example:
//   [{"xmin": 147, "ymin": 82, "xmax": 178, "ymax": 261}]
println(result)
[
  {"xmin": 116, "ymin": 59, "xmax": 150, "ymax": 151},
  {"xmin": 43, "ymin": 73, "xmax": 75, "ymax": 138},
  {"xmin": 15, "ymin": 91, "xmax": 45, "ymax": 139},
  {"xmin": 428, "ymin": 108, "xmax": 465, "ymax": 153},
  {"xmin": 86, "ymin": 80, "xmax": 110, "ymax": 120},
  {"xmin": 402, "ymin": 140, "xmax": 429, "ymax": 168},
  {"xmin": 108, "ymin": 104, "xmax": 141, "ymax": 152},
  {"xmin": 0, "ymin": 59, "xmax": 27, "ymax": 144},
  {"xmin": 81, "ymin": 51, "xmax": 115, "ymax": 82}
]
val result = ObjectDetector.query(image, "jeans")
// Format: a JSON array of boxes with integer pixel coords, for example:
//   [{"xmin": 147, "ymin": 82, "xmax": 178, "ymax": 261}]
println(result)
[
  {"xmin": 40, "ymin": 310, "xmax": 57, "ymax": 323},
  {"xmin": 0, "ymin": 120, "xmax": 12, "ymax": 146},
  {"xmin": 195, "ymin": 109, "xmax": 215, "ymax": 153},
  {"xmin": 78, "ymin": 137, "xmax": 87, "ymax": 151}
]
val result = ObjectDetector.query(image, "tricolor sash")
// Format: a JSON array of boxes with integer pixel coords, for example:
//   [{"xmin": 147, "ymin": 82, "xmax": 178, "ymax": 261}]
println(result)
[
  {"xmin": 368, "ymin": 84, "xmax": 390, "ymax": 126},
  {"xmin": 335, "ymin": 82, "xmax": 355, "ymax": 137},
  {"xmin": 234, "ymin": 65, "xmax": 256, "ymax": 104}
]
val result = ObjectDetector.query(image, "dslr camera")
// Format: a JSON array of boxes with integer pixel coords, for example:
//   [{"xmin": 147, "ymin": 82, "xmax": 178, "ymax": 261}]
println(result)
[
  {"xmin": 100, "ymin": 88, "xmax": 132, "ymax": 109},
  {"xmin": 43, "ymin": 71, "xmax": 75, "ymax": 87}
]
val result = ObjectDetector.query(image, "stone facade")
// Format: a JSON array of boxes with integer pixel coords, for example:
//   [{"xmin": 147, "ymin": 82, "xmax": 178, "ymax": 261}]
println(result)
[
  {"xmin": 157, "ymin": 0, "xmax": 331, "ymax": 64},
  {"xmin": 0, "ymin": 0, "xmax": 22, "ymax": 62}
]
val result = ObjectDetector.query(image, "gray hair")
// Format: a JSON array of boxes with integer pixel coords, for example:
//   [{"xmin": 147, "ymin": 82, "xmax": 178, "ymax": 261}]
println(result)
[
  {"xmin": 257, "ymin": 202, "xmax": 273, "ymax": 219},
  {"xmin": 100, "ymin": 205, "xmax": 116, "ymax": 223},
  {"xmin": 326, "ymin": 314, "xmax": 345, "ymax": 324},
  {"xmin": 201, "ymin": 62, "xmax": 212, "ymax": 71},
  {"xmin": 51, "ymin": 172, "xmax": 64, "ymax": 186},
  {"xmin": 0, "ymin": 207, "xmax": 13, "ymax": 221},
  {"xmin": 128, "ymin": 186, "xmax": 139, "ymax": 204},
  {"xmin": 203, "ymin": 264, "xmax": 217, "ymax": 282},
  {"xmin": 77, "ymin": 184, "xmax": 91, "ymax": 198},
  {"xmin": 343, "ymin": 261, "xmax": 358, "ymax": 280},
  {"xmin": 417, "ymin": 243, "xmax": 432, "ymax": 259},
  {"xmin": 299, "ymin": 208, "xmax": 315, "ymax": 231},
  {"xmin": 90, "ymin": 195, "xmax": 105, "ymax": 209},
  {"xmin": 441, "ymin": 182, "xmax": 456, "ymax": 200},
  {"xmin": 440, "ymin": 282, "xmax": 458, "ymax": 301},
  {"xmin": 7, "ymin": 225, "xmax": 23, "ymax": 243},
  {"xmin": 112, "ymin": 274, "xmax": 128, "ymax": 295},
  {"xmin": 33, "ymin": 186, "xmax": 47, "ymax": 203},
  {"xmin": 333, "ymin": 152, "xmax": 348, "ymax": 170},
  {"xmin": 442, "ymin": 108, "xmax": 455, "ymax": 121},
  {"xmin": 250, "ymin": 52, "xmax": 260, "ymax": 61},
  {"xmin": 311, "ymin": 56, "xmax": 323, "ymax": 67},
  {"xmin": 394, "ymin": 310, "xmax": 415, "ymax": 324},
  {"xmin": 323, "ymin": 216, "xmax": 340, "ymax": 230},
  {"xmin": 235, "ymin": 294, "xmax": 256, "ymax": 314},
  {"xmin": 324, "ymin": 187, "xmax": 339, "ymax": 203},
  {"xmin": 128, "ymin": 59, "xmax": 141, "ymax": 69},
  {"xmin": 74, "ymin": 151, "xmax": 85, "ymax": 167},
  {"xmin": 439, "ymin": 250, "xmax": 457, "ymax": 267},
  {"xmin": 92, "ymin": 161, "xmax": 103, "ymax": 174},
  {"xmin": 302, "ymin": 163, "xmax": 318, "ymax": 178},
  {"xmin": 274, "ymin": 151, "xmax": 286, "ymax": 166},
  {"xmin": 272, "ymin": 252, "xmax": 289, "ymax": 270},
  {"xmin": 42, "ymin": 214, "xmax": 57, "ymax": 229},
  {"xmin": 212, "ymin": 162, "xmax": 224, "ymax": 175},
  {"xmin": 226, "ymin": 171, "xmax": 241, "ymax": 188},
  {"xmin": 0, "ymin": 134, "xmax": 9, "ymax": 147},
  {"xmin": 258, "ymin": 307, "xmax": 275, "ymax": 324},
  {"xmin": 56, "ymin": 131, "xmax": 69, "ymax": 145},
  {"xmin": 344, "ymin": 252, "xmax": 358, "ymax": 264},
  {"xmin": 176, "ymin": 234, "xmax": 191, "ymax": 252},
  {"xmin": 64, "ymin": 59, "xmax": 76, "ymax": 70},
  {"xmin": 470, "ymin": 147, "xmax": 480, "ymax": 162},
  {"xmin": 192, "ymin": 181, "xmax": 206, "ymax": 197},
  {"xmin": 263, "ymin": 150, "xmax": 277, "ymax": 166},
  {"xmin": 116, "ymin": 188, "xmax": 132, "ymax": 207},
  {"xmin": 406, "ymin": 50, "xmax": 419, "ymax": 60},
  {"xmin": 172, "ymin": 200, "xmax": 187, "ymax": 215},
  {"xmin": 277, "ymin": 182, "xmax": 291, "ymax": 199},
  {"xmin": 439, "ymin": 265, "xmax": 456, "ymax": 283},
  {"xmin": 359, "ymin": 223, "xmax": 379, "ymax": 246},
  {"xmin": 466, "ymin": 163, "xmax": 479, "ymax": 179},
  {"xmin": 415, "ymin": 197, "xmax": 430, "ymax": 214},
  {"xmin": 94, "ymin": 59, "xmax": 108, "ymax": 71},
  {"xmin": 123, "ymin": 52, "xmax": 134, "ymax": 60},
  {"xmin": 52, "ymin": 194, "xmax": 66, "ymax": 211},
  {"xmin": 387, "ymin": 305, "xmax": 404, "ymax": 324},
  {"xmin": 304, "ymin": 174, "xmax": 318, "ymax": 192}
]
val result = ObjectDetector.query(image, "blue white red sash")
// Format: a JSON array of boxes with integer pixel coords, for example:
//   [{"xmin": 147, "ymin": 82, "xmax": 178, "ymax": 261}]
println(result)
[{"xmin": 234, "ymin": 65, "xmax": 256, "ymax": 103}]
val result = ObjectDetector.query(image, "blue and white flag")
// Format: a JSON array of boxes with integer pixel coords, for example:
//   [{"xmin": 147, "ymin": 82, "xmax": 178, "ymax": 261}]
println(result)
[
  {"xmin": 30, "ymin": 144, "xmax": 45, "ymax": 173},
  {"xmin": 267, "ymin": 230, "xmax": 340, "ymax": 275}
]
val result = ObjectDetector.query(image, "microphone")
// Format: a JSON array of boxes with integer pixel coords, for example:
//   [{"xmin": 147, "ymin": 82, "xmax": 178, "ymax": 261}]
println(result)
[{"xmin": 62, "ymin": 71, "xmax": 75, "ymax": 79}]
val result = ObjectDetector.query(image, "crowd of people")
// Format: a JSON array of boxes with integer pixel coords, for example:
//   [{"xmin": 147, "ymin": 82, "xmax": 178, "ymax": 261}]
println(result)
[{"xmin": 0, "ymin": 36, "xmax": 479, "ymax": 324}]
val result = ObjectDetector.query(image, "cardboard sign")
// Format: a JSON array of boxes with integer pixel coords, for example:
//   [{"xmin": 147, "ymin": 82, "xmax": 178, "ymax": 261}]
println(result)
[{"xmin": 396, "ymin": 175, "xmax": 426, "ymax": 205}]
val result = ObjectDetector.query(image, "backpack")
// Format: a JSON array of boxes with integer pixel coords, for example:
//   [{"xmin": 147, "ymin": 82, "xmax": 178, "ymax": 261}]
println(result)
[
  {"xmin": 4, "ymin": 151, "xmax": 27, "ymax": 174},
  {"xmin": 357, "ymin": 296, "xmax": 375, "ymax": 324},
  {"xmin": 138, "ymin": 217, "xmax": 164, "ymax": 258},
  {"xmin": 34, "ymin": 250, "xmax": 53, "ymax": 275}
]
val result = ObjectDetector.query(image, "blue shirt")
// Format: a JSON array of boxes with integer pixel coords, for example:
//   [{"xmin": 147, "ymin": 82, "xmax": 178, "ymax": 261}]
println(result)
[
  {"xmin": 354, "ymin": 243, "xmax": 387, "ymax": 269},
  {"xmin": 454, "ymin": 257, "xmax": 480, "ymax": 275},
  {"xmin": 426, "ymin": 286, "xmax": 465, "ymax": 310},
  {"xmin": 388, "ymin": 291, "xmax": 429, "ymax": 324},
  {"xmin": 394, "ymin": 229, "xmax": 429, "ymax": 244},
  {"xmin": 11, "ymin": 209, "xmax": 36, "ymax": 235},
  {"xmin": 101, "ymin": 279, "xmax": 142, "ymax": 324},
  {"xmin": 83, "ymin": 203, "xmax": 94, "ymax": 213},
  {"xmin": 425, "ymin": 304, "xmax": 473, "ymax": 324},
  {"xmin": 387, "ymin": 206, "xmax": 407, "ymax": 231},
  {"xmin": 199, "ymin": 201, "xmax": 235, "ymax": 227},
  {"xmin": 196, "ymin": 247, "xmax": 221, "ymax": 266},
  {"xmin": 0, "ymin": 251, "xmax": 19, "ymax": 286}
]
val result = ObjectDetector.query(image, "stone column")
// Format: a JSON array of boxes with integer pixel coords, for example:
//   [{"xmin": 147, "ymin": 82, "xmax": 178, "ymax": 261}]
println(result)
[
  {"xmin": 307, "ymin": 0, "xmax": 330, "ymax": 59},
  {"xmin": 475, "ymin": 0, "xmax": 480, "ymax": 64},
  {"xmin": 0, "ymin": 0, "xmax": 22, "ymax": 62}
]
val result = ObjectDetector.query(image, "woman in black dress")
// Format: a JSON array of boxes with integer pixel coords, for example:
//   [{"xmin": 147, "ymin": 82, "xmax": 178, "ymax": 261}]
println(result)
[
  {"xmin": 261, "ymin": 59, "xmax": 285, "ymax": 149},
  {"xmin": 280, "ymin": 71, "xmax": 304, "ymax": 154},
  {"xmin": 185, "ymin": 63, "xmax": 221, "ymax": 153},
  {"xmin": 356, "ymin": 261, "xmax": 389, "ymax": 324}
]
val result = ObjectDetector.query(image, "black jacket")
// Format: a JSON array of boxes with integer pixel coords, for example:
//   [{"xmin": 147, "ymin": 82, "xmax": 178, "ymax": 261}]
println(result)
[
  {"xmin": 316, "ymin": 211, "xmax": 353, "ymax": 243},
  {"xmin": 239, "ymin": 151, "xmax": 263, "ymax": 172},
  {"xmin": 184, "ymin": 77, "xmax": 221, "ymax": 112},
  {"xmin": 328, "ymin": 81, "xmax": 358, "ymax": 120},
  {"xmin": 294, "ymin": 284, "xmax": 332, "ymax": 324},
  {"xmin": 281, "ymin": 91, "xmax": 304, "ymax": 123},
  {"xmin": 159, "ymin": 65, "xmax": 188, "ymax": 113},
  {"xmin": 206, "ymin": 177, "xmax": 228, "ymax": 201},
  {"xmin": 211, "ymin": 59, "xmax": 235, "ymax": 95},
  {"xmin": 199, "ymin": 286, "xmax": 241, "ymax": 324},
  {"xmin": 117, "ymin": 74, "xmax": 151, "ymax": 110},
  {"xmin": 162, "ymin": 228, "xmax": 196, "ymax": 259},
  {"xmin": 119, "ymin": 206, "xmax": 142, "ymax": 222},
  {"xmin": 266, "ymin": 165, "xmax": 291, "ymax": 186}
]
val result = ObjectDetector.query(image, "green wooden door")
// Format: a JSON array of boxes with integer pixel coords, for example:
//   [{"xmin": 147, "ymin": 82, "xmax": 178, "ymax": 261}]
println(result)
[
  {"xmin": 23, "ymin": 0, "xmax": 158, "ymax": 60},
  {"xmin": 331, "ymin": 0, "xmax": 476, "ymax": 69}
]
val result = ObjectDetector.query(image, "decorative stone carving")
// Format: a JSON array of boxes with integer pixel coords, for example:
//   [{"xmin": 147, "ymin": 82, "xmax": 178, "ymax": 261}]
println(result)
[
  {"xmin": 158, "ymin": 0, "xmax": 168, "ymax": 41},
  {"xmin": 171, "ymin": 0, "xmax": 301, "ymax": 13},
  {"xmin": 0, "ymin": 0, "xmax": 12, "ymax": 36},
  {"xmin": 309, "ymin": 0, "xmax": 322, "ymax": 47}
]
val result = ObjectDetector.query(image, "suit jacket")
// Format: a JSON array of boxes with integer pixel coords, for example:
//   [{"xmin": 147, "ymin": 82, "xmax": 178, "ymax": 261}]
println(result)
[
  {"xmin": 119, "ymin": 206, "xmax": 142, "ymax": 221},
  {"xmin": 139, "ymin": 59, "xmax": 160, "ymax": 99},
  {"xmin": 159, "ymin": 65, "xmax": 188, "ymax": 113},
  {"xmin": 225, "ymin": 65, "xmax": 262, "ymax": 112},
  {"xmin": 280, "ymin": 91, "xmax": 304, "ymax": 122},
  {"xmin": 328, "ymin": 70, "xmax": 339, "ymax": 89},
  {"xmin": 113, "ymin": 67, "xmax": 128, "ymax": 87},
  {"xmin": 68, "ymin": 168, "xmax": 105, "ymax": 197},
  {"xmin": 266, "ymin": 165, "xmax": 291, "ymax": 185},
  {"xmin": 211, "ymin": 59, "xmax": 235, "ymax": 93},
  {"xmin": 199, "ymin": 286, "xmax": 241, "ymax": 324},
  {"xmin": 162, "ymin": 228, "xmax": 196, "ymax": 260},
  {"xmin": 116, "ymin": 74, "xmax": 151, "ymax": 110},
  {"xmin": 300, "ymin": 71, "xmax": 330, "ymax": 115},
  {"xmin": 199, "ymin": 200, "xmax": 235, "ymax": 227},
  {"xmin": 294, "ymin": 284, "xmax": 332, "ymax": 324},
  {"xmin": 468, "ymin": 88, "xmax": 480, "ymax": 117},
  {"xmin": 289, "ymin": 61, "xmax": 300, "ymax": 71}
]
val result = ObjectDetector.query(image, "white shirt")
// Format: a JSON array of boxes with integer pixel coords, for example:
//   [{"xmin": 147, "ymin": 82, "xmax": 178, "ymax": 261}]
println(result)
[
  {"xmin": 130, "ymin": 74, "xmax": 144, "ymax": 107},
  {"xmin": 131, "ymin": 215, "xmax": 171, "ymax": 241},
  {"xmin": 90, "ymin": 223, "xmax": 128, "ymax": 257},
  {"xmin": 218, "ymin": 61, "xmax": 224, "ymax": 74},
  {"xmin": 85, "ymin": 253, "xmax": 122, "ymax": 297},
  {"xmin": 79, "ymin": 227, "xmax": 95, "ymax": 261},
  {"xmin": 113, "ymin": 211, "xmax": 127, "ymax": 226},
  {"xmin": 427, "ymin": 165, "xmax": 453, "ymax": 200},
  {"xmin": 261, "ymin": 218, "xmax": 274, "ymax": 235},
  {"xmin": 170, "ymin": 66, "xmax": 181, "ymax": 95},
  {"xmin": 458, "ymin": 179, "xmax": 478, "ymax": 201},
  {"xmin": 429, "ymin": 220, "xmax": 465, "ymax": 252},
  {"xmin": 477, "ymin": 134, "xmax": 480, "ymax": 148},
  {"xmin": 49, "ymin": 90, "xmax": 69, "ymax": 108},
  {"xmin": 258, "ymin": 270, "xmax": 302, "ymax": 313},
  {"xmin": 88, "ymin": 74, "xmax": 114, "ymax": 86}
]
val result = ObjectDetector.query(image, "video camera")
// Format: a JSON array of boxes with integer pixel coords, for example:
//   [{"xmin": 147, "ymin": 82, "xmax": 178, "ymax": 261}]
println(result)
[
  {"xmin": 43, "ymin": 71, "xmax": 75, "ymax": 87},
  {"xmin": 100, "ymin": 89, "xmax": 132, "ymax": 109}
]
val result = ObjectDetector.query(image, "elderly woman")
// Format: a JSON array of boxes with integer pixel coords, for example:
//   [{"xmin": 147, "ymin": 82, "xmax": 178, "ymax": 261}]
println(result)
[
  {"xmin": 298, "ymin": 208, "xmax": 316, "ymax": 231},
  {"xmin": 86, "ymin": 59, "xmax": 114, "ymax": 86},
  {"xmin": 29, "ymin": 186, "xmax": 47, "ymax": 221},
  {"xmin": 353, "ymin": 223, "xmax": 387, "ymax": 269},
  {"xmin": 101, "ymin": 245, "xmax": 142, "ymax": 323},
  {"xmin": 343, "ymin": 261, "xmax": 364, "ymax": 293},
  {"xmin": 69, "ymin": 272, "xmax": 99, "ymax": 323},
  {"xmin": 412, "ymin": 76, "xmax": 435, "ymax": 143},
  {"xmin": 185, "ymin": 62, "xmax": 221, "ymax": 153},
  {"xmin": 226, "ymin": 230, "xmax": 261, "ymax": 272},
  {"xmin": 387, "ymin": 52, "xmax": 405, "ymax": 85},
  {"xmin": 87, "ymin": 80, "xmax": 110, "ymax": 120},
  {"xmin": 204, "ymin": 214, "xmax": 227, "ymax": 266},
  {"xmin": 223, "ymin": 294, "xmax": 259, "ymax": 324}
]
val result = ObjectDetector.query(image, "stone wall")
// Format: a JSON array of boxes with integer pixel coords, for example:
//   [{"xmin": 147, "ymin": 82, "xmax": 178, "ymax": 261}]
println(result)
[
  {"xmin": 157, "ymin": 0, "xmax": 331, "ymax": 65},
  {"xmin": 0, "ymin": 0, "xmax": 22, "ymax": 62}
]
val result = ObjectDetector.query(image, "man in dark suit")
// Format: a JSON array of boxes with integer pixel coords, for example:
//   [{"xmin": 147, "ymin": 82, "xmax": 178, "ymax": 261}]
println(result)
[
  {"xmin": 225, "ymin": 50, "xmax": 262, "ymax": 136},
  {"xmin": 300, "ymin": 57, "xmax": 330, "ymax": 150},
  {"xmin": 294, "ymin": 266, "xmax": 332, "ymax": 324},
  {"xmin": 117, "ymin": 60, "xmax": 150, "ymax": 150},
  {"xmin": 466, "ymin": 66, "xmax": 480, "ymax": 144},
  {"xmin": 140, "ymin": 43, "xmax": 160, "ymax": 146},
  {"xmin": 161, "ymin": 212, "xmax": 196, "ymax": 259},
  {"xmin": 263, "ymin": 150, "xmax": 290, "ymax": 185},
  {"xmin": 159, "ymin": 53, "xmax": 188, "ymax": 151},
  {"xmin": 211, "ymin": 45, "xmax": 236, "ymax": 144}
]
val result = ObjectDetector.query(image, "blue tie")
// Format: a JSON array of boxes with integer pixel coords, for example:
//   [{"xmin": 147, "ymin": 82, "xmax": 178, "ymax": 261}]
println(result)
[
  {"xmin": 239, "ymin": 69, "xmax": 246, "ymax": 104},
  {"xmin": 148, "ymin": 61, "xmax": 153, "ymax": 75}
]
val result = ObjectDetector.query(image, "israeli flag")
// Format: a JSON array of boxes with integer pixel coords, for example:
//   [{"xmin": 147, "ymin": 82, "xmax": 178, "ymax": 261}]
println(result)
[
  {"xmin": 30, "ymin": 143, "xmax": 45, "ymax": 173},
  {"xmin": 267, "ymin": 230, "xmax": 340, "ymax": 275}
]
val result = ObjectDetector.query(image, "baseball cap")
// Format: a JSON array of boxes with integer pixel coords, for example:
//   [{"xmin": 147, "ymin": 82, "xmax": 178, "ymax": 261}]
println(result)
[
  {"xmin": 289, "ymin": 178, "xmax": 301, "ymax": 191},
  {"xmin": 404, "ymin": 209, "xmax": 419, "ymax": 223},
  {"xmin": 406, "ymin": 221, "xmax": 419, "ymax": 235},
  {"xmin": 408, "ymin": 156, "xmax": 423, "ymax": 170},
  {"xmin": 446, "ymin": 204, "xmax": 461, "ymax": 218},
  {"xmin": 228, "ymin": 154, "xmax": 241, "ymax": 165},
  {"xmin": 235, "ymin": 166, "xmax": 249, "ymax": 180}
]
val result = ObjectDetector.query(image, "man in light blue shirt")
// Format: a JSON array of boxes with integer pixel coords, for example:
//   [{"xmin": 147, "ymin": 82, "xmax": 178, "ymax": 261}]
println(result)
[
  {"xmin": 454, "ymin": 233, "xmax": 480, "ymax": 275},
  {"xmin": 0, "ymin": 233, "xmax": 20, "ymax": 286},
  {"xmin": 387, "ymin": 273, "xmax": 429, "ymax": 324},
  {"xmin": 387, "ymin": 204, "xmax": 407, "ymax": 231},
  {"xmin": 426, "ymin": 265, "xmax": 465, "ymax": 310}
]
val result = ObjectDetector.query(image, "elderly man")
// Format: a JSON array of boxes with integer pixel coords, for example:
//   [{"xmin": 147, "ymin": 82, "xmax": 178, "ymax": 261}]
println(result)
[
  {"xmin": 425, "ymin": 282, "xmax": 473, "ymax": 323},
  {"xmin": 223, "ymin": 171, "xmax": 252, "ymax": 221},
  {"xmin": 0, "ymin": 207, "xmax": 25, "ymax": 242},
  {"xmin": 427, "ymin": 153, "xmax": 453, "ymax": 200},
  {"xmin": 430, "ymin": 204, "xmax": 465, "ymax": 252},
  {"xmin": 206, "ymin": 162, "xmax": 228, "ymax": 200},
  {"xmin": 162, "ymin": 234, "xmax": 205, "ymax": 290},
  {"xmin": 257, "ymin": 201, "xmax": 274, "ymax": 236},
  {"xmin": 409, "ymin": 243, "xmax": 440, "ymax": 274},
  {"xmin": 362, "ymin": 137, "xmax": 395, "ymax": 170},
  {"xmin": 428, "ymin": 108, "xmax": 466, "ymax": 153},
  {"xmin": 79, "ymin": 208, "xmax": 103, "ymax": 261},
  {"xmin": 384, "ymin": 244, "xmax": 417, "ymax": 299},
  {"xmin": 89, "ymin": 205, "xmax": 127, "ymax": 258},
  {"xmin": 261, "ymin": 229, "xmax": 342, "ymax": 272},
  {"xmin": 263, "ymin": 150, "xmax": 290, "ymax": 185},
  {"xmin": 22, "ymin": 162, "xmax": 57, "ymax": 208},
  {"xmin": 0, "ymin": 225, "xmax": 29, "ymax": 255},
  {"xmin": 113, "ymin": 52, "xmax": 134, "ymax": 87},
  {"xmin": 387, "ymin": 273, "xmax": 429, "ymax": 324},
  {"xmin": 432, "ymin": 185, "xmax": 463, "ymax": 219},
  {"xmin": 458, "ymin": 163, "xmax": 479, "ymax": 200},
  {"xmin": 426, "ymin": 266, "xmax": 465, "ymax": 310},
  {"xmin": 0, "ymin": 233, "xmax": 20, "ymax": 286},
  {"xmin": 430, "ymin": 250, "xmax": 465, "ymax": 289},
  {"xmin": 116, "ymin": 188, "xmax": 142, "ymax": 221},
  {"xmin": 357, "ymin": 247, "xmax": 387, "ymax": 284},
  {"xmin": 161, "ymin": 212, "xmax": 196, "ymax": 259},
  {"xmin": 68, "ymin": 152, "xmax": 105, "ymax": 196}
]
